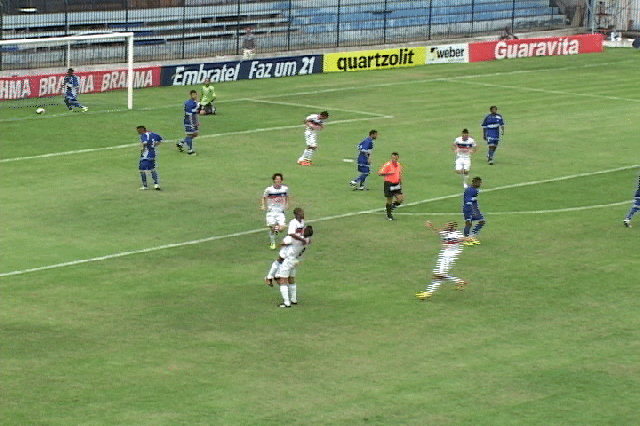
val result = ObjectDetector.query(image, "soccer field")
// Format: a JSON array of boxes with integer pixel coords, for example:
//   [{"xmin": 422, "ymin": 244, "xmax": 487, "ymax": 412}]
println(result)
[{"xmin": 2, "ymin": 49, "xmax": 640, "ymax": 426}]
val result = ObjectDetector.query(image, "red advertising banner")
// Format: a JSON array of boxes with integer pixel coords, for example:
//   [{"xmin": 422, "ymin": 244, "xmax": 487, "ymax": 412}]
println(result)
[
  {"xmin": 469, "ymin": 33, "xmax": 604, "ymax": 63},
  {"xmin": 0, "ymin": 66, "xmax": 161, "ymax": 101}
]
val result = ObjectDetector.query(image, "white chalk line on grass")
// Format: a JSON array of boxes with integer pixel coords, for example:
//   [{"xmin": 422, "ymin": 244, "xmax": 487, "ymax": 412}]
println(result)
[
  {"xmin": 1, "ymin": 164, "xmax": 637, "ymax": 278},
  {"xmin": 0, "ymin": 117, "xmax": 390, "ymax": 163},
  {"xmin": 395, "ymin": 200, "xmax": 630, "ymax": 216},
  {"xmin": 255, "ymin": 59, "xmax": 640, "ymax": 102},
  {"xmin": 3, "ymin": 57, "xmax": 637, "ymax": 124},
  {"xmin": 447, "ymin": 79, "xmax": 640, "ymax": 103}
]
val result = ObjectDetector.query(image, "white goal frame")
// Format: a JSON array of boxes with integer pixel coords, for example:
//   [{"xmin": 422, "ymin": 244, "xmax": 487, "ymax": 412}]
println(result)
[{"xmin": 0, "ymin": 32, "xmax": 135, "ymax": 109}]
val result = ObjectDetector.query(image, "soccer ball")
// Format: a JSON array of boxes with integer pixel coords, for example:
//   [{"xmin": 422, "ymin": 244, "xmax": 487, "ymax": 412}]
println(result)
[{"xmin": 36, "ymin": 107, "xmax": 45, "ymax": 114}]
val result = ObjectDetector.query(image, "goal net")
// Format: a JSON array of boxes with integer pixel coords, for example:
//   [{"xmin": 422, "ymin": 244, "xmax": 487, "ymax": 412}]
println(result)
[{"xmin": 0, "ymin": 32, "xmax": 135, "ymax": 114}]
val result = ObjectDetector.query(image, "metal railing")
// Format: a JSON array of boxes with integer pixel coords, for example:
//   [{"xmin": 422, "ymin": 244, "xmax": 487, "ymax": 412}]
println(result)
[{"xmin": 0, "ymin": 0, "xmax": 568, "ymax": 70}]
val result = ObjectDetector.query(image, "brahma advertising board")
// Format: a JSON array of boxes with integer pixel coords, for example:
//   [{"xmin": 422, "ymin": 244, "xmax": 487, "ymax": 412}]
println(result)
[
  {"xmin": 162, "ymin": 55, "xmax": 322, "ymax": 86},
  {"xmin": 0, "ymin": 67, "xmax": 160, "ymax": 101}
]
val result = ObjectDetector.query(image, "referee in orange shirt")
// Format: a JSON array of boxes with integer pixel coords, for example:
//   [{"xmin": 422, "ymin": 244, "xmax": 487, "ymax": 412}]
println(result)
[{"xmin": 377, "ymin": 152, "xmax": 404, "ymax": 220}]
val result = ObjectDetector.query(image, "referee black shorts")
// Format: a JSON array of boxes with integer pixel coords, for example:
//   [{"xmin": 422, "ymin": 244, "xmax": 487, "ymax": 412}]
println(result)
[{"xmin": 384, "ymin": 181, "xmax": 402, "ymax": 198}]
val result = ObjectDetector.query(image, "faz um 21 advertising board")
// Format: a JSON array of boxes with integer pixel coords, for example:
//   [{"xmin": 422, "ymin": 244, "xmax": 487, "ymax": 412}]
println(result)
[
  {"xmin": 161, "ymin": 55, "xmax": 322, "ymax": 86},
  {"xmin": 469, "ymin": 33, "xmax": 604, "ymax": 62}
]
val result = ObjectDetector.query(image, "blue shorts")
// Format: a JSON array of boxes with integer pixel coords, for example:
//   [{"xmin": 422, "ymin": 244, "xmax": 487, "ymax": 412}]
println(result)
[
  {"xmin": 184, "ymin": 124, "xmax": 198, "ymax": 134},
  {"xmin": 357, "ymin": 164, "xmax": 370, "ymax": 174},
  {"xmin": 139, "ymin": 159, "xmax": 156, "ymax": 171},
  {"xmin": 486, "ymin": 137, "xmax": 500, "ymax": 147},
  {"xmin": 463, "ymin": 206, "xmax": 483, "ymax": 221}
]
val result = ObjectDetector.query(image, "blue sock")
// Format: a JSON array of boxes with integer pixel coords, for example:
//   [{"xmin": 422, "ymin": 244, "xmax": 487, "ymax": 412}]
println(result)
[
  {"xmin": 140, "ymin": 172, "xmax": 147, "ymax": 187},
  {"xmin": 183, "ymin": 137, "xmax": 192, "ymax": 150},
  {"xmin": 463, "ymin": 225, "xmax": 471, "ymax": 236},
  {"xmin": 625, "ymin": 205, "xmax": 640, "ymax": 220},
  {"xmin": 473, "ymin": 222, "xmax": 485, "ymax": 235},
  {"xmin": 151, "ymin": 171, "xmax": 159, "ymax": 185},
  {"xmin": 358, "ymin": 173, "xmax": 368, "ymax": 186}
]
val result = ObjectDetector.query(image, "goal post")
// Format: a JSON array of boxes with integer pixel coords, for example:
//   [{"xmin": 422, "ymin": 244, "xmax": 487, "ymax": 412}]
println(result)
[{"xmin": 0, "ymin": 32, "xmax": 135, "ymax": 110}]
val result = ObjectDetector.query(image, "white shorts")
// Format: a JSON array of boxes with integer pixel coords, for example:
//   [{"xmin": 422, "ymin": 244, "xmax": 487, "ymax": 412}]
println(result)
[
  {"xmin": 276, "ymin": 257, "xmax": 299, "ymax": 278},
  {"xmin": 455, "ymin": 156, "xmax": 471, "ymax": 172},
  {"xmin": 266, "ymin": 211, "xmax": 285, "ymax": 228},
  {"xmin": 304, "ymin": 128, "xmax": 318, "ymax": 148},
  {"xmin": 432, "ymin": 251, "xmax": 459, "ymax": 275}
]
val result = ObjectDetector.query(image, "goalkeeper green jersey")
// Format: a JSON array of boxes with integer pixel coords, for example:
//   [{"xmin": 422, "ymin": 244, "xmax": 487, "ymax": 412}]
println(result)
[{"xmin": 201, "ymin": 84, "xmax": 216, "ymax": 104}]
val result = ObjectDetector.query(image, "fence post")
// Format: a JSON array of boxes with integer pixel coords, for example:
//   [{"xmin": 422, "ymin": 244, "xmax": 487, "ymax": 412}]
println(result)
[
  {"xmin": 236, "ymin": 0, "xmax": 241, "ymax": 55},
  {"xmin": 471, "ymin": 0, "xmax": 475, "ymax": 34},
  {"xmin": 287, "ymin": 0, "xmax": 292, "ymax": 51},
  {"xmin": 511, "ymin": 0, "xmax": 516, "ymax": 30},
  {"xmin": 336, "ymin": 0, "xmax": 341, "ymax": 47},
  {"xmin": 181, "ymin": 0, "xmax": 186, "ymax": 59},
  {"xmin": 0, "ymin": 1, "xmax": 3, "ymax": 71},
  {"xmin": 383, "ymin": 0, "xmax": 388, "ymax": 43},
  {"xmin": 428, "ymin": 0, "xmax": 432, "ymax": 39},
  {"xmin": 124, "ymin": 0, "xmax": 129, "ymax": 32}
]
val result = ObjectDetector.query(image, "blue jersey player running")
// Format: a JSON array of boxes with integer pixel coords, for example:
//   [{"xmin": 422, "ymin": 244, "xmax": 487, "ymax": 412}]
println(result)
[
  {"xmin": 481, "ymin": 105, "xmax": 504, "ymax": 165},
  {"xmin": 623, "ymin": 173, "xmax": 640, "ymax": 227},
  {"xmin": 137, "ymin": 126, "xmax": 162, "ymax": 190},
  {"xmin": 63, "ymin": 68, "xmax": 88, "ymax": 112},
  {"xmin": 462, "ymin": 177, "xmax": 485, "ymax": 245},
  {"xmin": 177, "ymin": 90, "xmax": 199, "ymax": 155},
  {"xmin": 350, "ymin": 130, "xmax": 377, "ymax": 190}
]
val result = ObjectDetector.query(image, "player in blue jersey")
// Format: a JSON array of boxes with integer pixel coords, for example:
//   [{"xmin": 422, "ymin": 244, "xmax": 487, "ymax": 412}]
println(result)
[
  {"xmin": 462, "ymin": 177, "xmax": 484, "ymax": 245},
  {"xmin": 623, "ymin": 173, "xmax": 640, "ymax": 227},
  {"xmin": 177, "ymin": 90, "xmax": 199, "ymax": 155},
  {"xmin": 481, "ymin": 106, "xmax": 505, "ymax": 165},
  {"xmin": 137, "ymin": 126, "xmax": 162, "ymax": 190},
  {"xmin": 350, "ymin": 130, "xmax": 377, "ymax": 190},
  {"xmin": 63, "ymin": 68, "xmax": 88, "ymax": 112}
]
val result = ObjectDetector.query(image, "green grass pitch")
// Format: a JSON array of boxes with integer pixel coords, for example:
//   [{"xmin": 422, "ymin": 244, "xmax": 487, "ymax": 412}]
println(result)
[{"xmin": 2, "ymin": 48, "xmax": 640, "ymax": 426}]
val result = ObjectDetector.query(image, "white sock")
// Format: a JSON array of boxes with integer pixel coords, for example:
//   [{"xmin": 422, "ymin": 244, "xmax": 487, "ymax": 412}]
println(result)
[
  {"xmin": 427, "ymin": 280, "xmax": 441, "ymax": 293},
  {"xmin": 267, "ymin": 260, "xmax": 280, "ymax": 279},
  {"xmin": 279, "ymin": 285, "xmax": 290, "ymax": 305},
  {"xmin": 268, "ymin": 230, "xmax": 275, "ymax": 244},
  {"xmin": 463, "ymin": 174, "xmax": 469, "ymax": 188},
  {"xmin": 303, "ymin": 149, "xmax": 313, "ymax": 160},
  {"xmin": 288, "ymin": 284, "xmax": 297, "ymax": 304}
]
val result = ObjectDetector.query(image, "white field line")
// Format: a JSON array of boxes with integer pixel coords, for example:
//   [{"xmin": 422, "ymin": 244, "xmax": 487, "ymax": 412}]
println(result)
[
  {"xmin": 3, "ymin": 57, "xmax": 638, "ymax": 124},
  {"xmin": 447, "ymin": 79, "xmax": 640, "ymax": 103},
  {"xmin": 254, "ymin": 59, "xmax": 640, "ymax": 101},
  {"xmin": 1, "ymin": 164, "xmax": 637, "ymax": 278},
  {"xmin": 0, "ymin": 99, "xmax": 393, "ymax": 163},
  {"xmin": 395, "ymin": 200, "xmax": 630, "ymax": 215},
  {"xmin": 245, "ymin": 98, "xmax": 392, "ymax": 118}
]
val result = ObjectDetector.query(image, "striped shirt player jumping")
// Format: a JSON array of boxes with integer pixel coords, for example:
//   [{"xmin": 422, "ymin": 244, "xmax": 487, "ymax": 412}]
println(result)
[
  {"xmin": 297, "ymin": 111, "xmax": 329, "ymax": 166},
  {"xmin": 63, "ymin": 68, "xmax": 88, "ymax": 112},
  {"xmin": 261, "ymin": 173, "xmax": 289, "ymax": 249},
  {"xmin": 481, "ymin": 105, "xmax": 505, "ymax": 165},
  {"xmin": 623, "ymin": 173, "xmax": 640, "ymax": 227},
  {"xmin": 463, "ymin": 177, "xmax": 485, "ymax": 245},
  {"xmin": 177, "ymin": 90, "xmax": 199, "ymax": 155},
  {"xmin": 452, "ymin": 128, "xmax": 477, "ymax": 188},
  {"xmin": 136, "ymin": 126, "xmax": 162, "ymax": 190},
  {"xmin": 415, "ymin": 220, "xmax": 470, "ymax": 300}
]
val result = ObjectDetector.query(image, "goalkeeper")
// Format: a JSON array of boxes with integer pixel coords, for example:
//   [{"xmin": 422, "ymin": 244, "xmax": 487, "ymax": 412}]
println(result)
[{"xmin": 199, "ymin": 78, "xmax": 216, "ymax": 115}]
